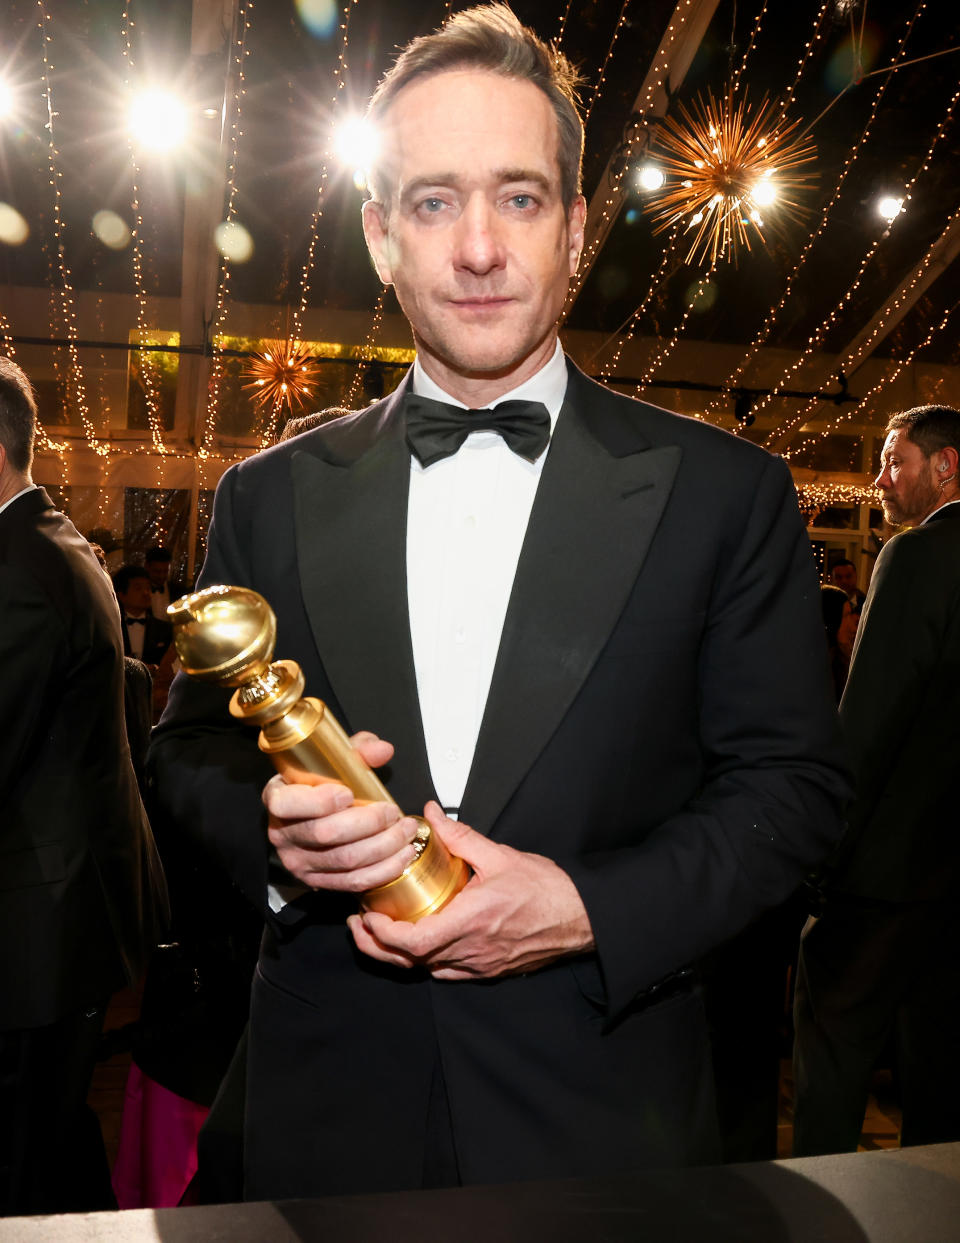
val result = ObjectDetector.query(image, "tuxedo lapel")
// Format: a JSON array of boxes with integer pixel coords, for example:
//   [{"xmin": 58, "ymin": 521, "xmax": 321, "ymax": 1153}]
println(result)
[
  {"xmin": 291, "ymin": 393, "xmax": 437, "ymax": 807},
  {"xmin": 462, "ymin": 373, "xmax": 682, "ymax": 835}
]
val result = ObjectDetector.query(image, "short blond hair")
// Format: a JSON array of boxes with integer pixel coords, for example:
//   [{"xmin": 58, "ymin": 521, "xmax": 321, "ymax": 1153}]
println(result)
[{"xmin": 366, "ymin": 4, "xmax": 584, "ymax": 210}]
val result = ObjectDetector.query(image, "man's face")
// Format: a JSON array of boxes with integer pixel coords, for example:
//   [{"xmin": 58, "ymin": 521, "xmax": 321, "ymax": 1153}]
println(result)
[
  {"xmin": 830, "ymin": 564, "xmax": 858, "ymax": 595},
  {"xmin": 146, "ymin": 559, "xmax": 170, "ymax": 588},
  {"xmin": 117, "ymin": 575, "xmax": 152, "ymax": 614},
  {"xmin": 875, "ymin": 429, "xmax": 941, "ymax": 527},
  {"xmin": 362, "ymin": 70, "xmax": 585, "ymax": 399}
]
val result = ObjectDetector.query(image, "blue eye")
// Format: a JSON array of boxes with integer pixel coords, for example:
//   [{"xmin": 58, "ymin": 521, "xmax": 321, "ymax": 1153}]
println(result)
[
  {"xmin": 510, "ymin": 194, "xmax": 533, "ymax": 209},
  {"xmin": 421, "ymin": 197, "xmax": 444, "ymax": 212}
]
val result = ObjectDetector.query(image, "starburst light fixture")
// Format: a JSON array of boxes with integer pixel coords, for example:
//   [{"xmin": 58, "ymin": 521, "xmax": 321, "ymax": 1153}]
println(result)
[
  {"xmin": 242, "ymin": 339, "xmax": 321, "ymax": 417},
  {"xmin": 643, "ymin": 92, "xmax": 817, "ymax": 267}
]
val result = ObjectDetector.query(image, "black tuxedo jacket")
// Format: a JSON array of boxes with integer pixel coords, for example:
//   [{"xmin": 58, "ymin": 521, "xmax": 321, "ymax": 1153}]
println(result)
[
  {"xmin": 832, "ymin": 502, "xmax": 960, "ymax": 901},
  {"xmin": 150, "ymin": 363, "xmax": 848, "ymax": 1196},
  {"xmin": 0, "ymin": 488, "xmax": 166, "ymax": 1030},
  {"xmin": 122, "ymin": 612, "xmax": 172, "ymax": 667}
]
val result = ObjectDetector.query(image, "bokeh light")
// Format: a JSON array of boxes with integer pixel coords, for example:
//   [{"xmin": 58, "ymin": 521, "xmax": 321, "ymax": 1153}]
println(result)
[
  {"xmin": 295, "ymin": 0, "xmax": 337, "ymax": 39},
  {"xmin": 0, "ymin": 79, "xmax": 14, "ymax": 121},
  {"xmin": 636, "ymin": 164, "xmax": 665, "ymax": 191},
  {"xmin": 876, "ymin": 195, "xmax": 904, "ymax": 223},
  {"xmin": 331, "ymin": 115, "xmax": 380, "ymax": 174},
  {"xmin": 92, "ymin": 209, "xmax": 131, "ymax": 250},
  {"xmin": 128, "ymin": 89, "xmax": 189, "ymax": 152},
  {"xmin": 0, "ymin": 202, "xmax": 29, "ymax": 245},
  {"xmin": 214, "ymin": 220, "xmax": 254, "ymax": 263}
]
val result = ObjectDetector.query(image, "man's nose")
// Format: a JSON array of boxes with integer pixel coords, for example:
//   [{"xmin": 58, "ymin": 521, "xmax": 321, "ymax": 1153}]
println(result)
[
  {"xmin": 453, "ymin": 197, "xmax": 506, "ymax": 274},
  {"xmin": 874, "ymin": 466, "xmax": 889, "ymax": 488}
]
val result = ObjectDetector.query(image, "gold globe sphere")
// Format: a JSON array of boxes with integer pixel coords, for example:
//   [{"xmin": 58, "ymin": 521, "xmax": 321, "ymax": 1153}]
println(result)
[{"xmin": 168, "ymin": 584, "xmax": 277, "ymax": 687}]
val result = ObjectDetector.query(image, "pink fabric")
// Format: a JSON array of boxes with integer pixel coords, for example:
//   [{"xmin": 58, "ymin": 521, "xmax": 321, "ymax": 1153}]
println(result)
[{"xmin": 112, "ymin": 1063, "xmax": 210, "ymax": 1209}]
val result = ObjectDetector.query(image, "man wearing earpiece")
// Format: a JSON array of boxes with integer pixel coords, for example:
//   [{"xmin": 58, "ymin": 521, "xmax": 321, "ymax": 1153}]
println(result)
[{"xmin": 793, "ymin": 403, "xmax": 960, "ymax": 1155}]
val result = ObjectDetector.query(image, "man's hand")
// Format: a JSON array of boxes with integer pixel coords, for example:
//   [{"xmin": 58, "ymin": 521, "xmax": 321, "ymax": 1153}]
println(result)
[
  {"xmin": 346, "ymin": 802, "xmax": 596, "ymax": 979},
  {"xmin": 263, "ymin": 732, "xmax": 422, "ymax": 893}
]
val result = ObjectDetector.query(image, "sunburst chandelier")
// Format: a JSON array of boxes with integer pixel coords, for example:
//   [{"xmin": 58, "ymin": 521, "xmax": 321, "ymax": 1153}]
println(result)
[
  {"xmin": 242, "ymin": 339, "xmax": 321, "ymax": 417},
  {"xmin": 643, "ymin": 92, "xmax": 817, "ymax": 267}
]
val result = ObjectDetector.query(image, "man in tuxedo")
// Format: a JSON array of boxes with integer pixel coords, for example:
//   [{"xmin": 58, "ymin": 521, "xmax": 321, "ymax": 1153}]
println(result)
[
  {"xmin": 145, "ymin": 545, "xmax": 187, "ymax": 621},
  {"xmin": 794, "ymin": 404, "xmax": 960, "ymax": 1155},
  {"xmin": 0, "ymin": 357, "xmax": 166, "ymax": 1215},
  {"xmin": 113, "ymin": 564, "xmax": 174, "ymax": 667},
  {"xmin": 830, "ymin": 559, "xmax": 867, "ymax": 613},
  {"xmin": 150, "ymin": 5, "xmax": 847, "ymax": 1199}
]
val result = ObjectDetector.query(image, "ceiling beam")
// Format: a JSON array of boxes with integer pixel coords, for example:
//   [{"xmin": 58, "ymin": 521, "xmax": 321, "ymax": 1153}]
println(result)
[{"xmin": 564, "ymin": 0, "xmax": 722, "ymax": 318}]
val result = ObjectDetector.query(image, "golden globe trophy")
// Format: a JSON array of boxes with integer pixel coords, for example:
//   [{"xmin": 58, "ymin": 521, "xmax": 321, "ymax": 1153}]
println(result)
[{"xmin": 168, "ymin": 584, "xmax": 469, "ymax": 922}]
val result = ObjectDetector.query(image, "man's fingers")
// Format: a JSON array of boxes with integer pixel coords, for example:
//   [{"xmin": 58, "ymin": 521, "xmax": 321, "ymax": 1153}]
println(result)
[
  {"xmin": 349, "ymin": 731, "xmax": 395, "ymax": 768},
  {"xmin": 347, "ymin": 913, "xmax": 417, "ymax": 967}
]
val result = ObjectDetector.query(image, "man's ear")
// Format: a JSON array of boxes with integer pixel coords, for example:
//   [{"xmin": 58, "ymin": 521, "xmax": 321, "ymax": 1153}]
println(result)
[
  {"xmin": 941, "ymin": 445, "xmax": 960, "ymax": 476},
  {"xmin": 567, "ymin": 195, "xmax": 586, "ymax": 275},
  {"xmin": 361, "ymin": 199, "xmax": 394, "ymax": 285}
]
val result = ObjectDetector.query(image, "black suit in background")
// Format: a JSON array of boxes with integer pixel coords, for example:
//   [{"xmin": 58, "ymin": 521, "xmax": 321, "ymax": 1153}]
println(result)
[
  {"xmin": 793, "ymin": 503, "xmax": 960, "ymax": 1154},
  {"xmin": 0, "ymin": 488, "xmax": 166, "ymax": 1216},
  {"xmin": 121, "ymin": 611, "xmax": 173, "ymax": 668},
  {"xmin": 150, "ymin": 363, "xmax": 849, "ymax": 1200}
]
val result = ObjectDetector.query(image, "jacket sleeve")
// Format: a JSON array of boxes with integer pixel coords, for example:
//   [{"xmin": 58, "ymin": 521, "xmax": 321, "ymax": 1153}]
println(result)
[
  {"xmin": 564, "ymin": 454, "xmax": 851, "ymax": 1019},
  {"xmin": 147, "ymin": 464, "xmax": 278, "ymax": 914}
]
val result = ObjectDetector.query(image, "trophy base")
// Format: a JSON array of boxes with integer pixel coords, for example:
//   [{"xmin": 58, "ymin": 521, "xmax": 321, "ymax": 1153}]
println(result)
[{"xmin": 362, "ymin": 819, "xmax": 469, "ymax": 922}]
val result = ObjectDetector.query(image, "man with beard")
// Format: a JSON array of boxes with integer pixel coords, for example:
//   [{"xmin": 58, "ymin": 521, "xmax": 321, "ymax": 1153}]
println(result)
[{"xmin": 793, "ymin": 404, "xmax": 960, "ymax": 1154}]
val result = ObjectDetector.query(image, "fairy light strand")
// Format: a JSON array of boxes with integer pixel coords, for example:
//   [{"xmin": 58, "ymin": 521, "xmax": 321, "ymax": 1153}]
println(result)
[
  {"xmin": 583, "ymin": 0, "xmax": 633, "ymax": 127},
  {"xmin": 759, "ymin": 87, "xmax": 960, "ymax": 446},
  {"xmin": 343, "ymin": 288, "xmax": 388, "ymax": 407},
  {"xmin": 36, "ymin": 0, "xmax": 104, "ymax": 459},
  {"xmin": 702, "ymin": 0, "xmax": 928, "ymax": 428},
  {"xmin": 634, "ymin": 258, "xmax": 719, "ymax": 395},
  {"xmin": 201, "ymin": 0, "xmax": 255, "ymax": 458},
  {"xmin": 594, "ymin": 224, "xmax": 683, "ymax": 381},
  {"xmin": 289, "ymin": 0, "xmax": 356, "ymax": 346},
  {"xmin": 120, "ymin": 4, "xmax": 168, "ymax": 465}
]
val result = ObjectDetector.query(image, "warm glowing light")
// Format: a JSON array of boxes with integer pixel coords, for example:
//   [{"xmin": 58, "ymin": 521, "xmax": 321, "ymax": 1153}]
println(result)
[
  {"xmin": 214, "ymin": 220, "xmax": 254, "ymax": 263},
  {"xmin": 636, "ymin": 164, "xmax": 665, "ymax": 192},
  {"xmin": 128, "ymin": 90, "xmax": 189, "ymax": 152},
  {"xmin": 331, "ymin": 115, "xmax": 379, "ymax": 173},
  {"xmin": 645, "ymin": 91, "xmax": 816, "ymax": 266},
  {"xmin": 242, "ymin": 340, "xmax": 321, "ymax": 418},
  {"xmin": 92, "ymin": 209, "xmax": 131, "ymax": 250},
  {"xmin": 0, "ymin": 79, "xmax": 14, "ymax": 121},
  {"xmin": 0, "ymin": 202, "xmax": 29, "ymax": 245},
  {"xmin": 876, "ymin": 195, "xmax": 904, "ymax": 222}
]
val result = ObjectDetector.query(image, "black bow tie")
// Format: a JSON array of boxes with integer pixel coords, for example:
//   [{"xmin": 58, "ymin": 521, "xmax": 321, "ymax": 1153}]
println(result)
[
  {"xmin": 125, "ymin": 616, "xmax": 146, "ymax": 625},
  {"xmin": 403, "ymin": 394, "xmax": 551, "ymax": 467}
]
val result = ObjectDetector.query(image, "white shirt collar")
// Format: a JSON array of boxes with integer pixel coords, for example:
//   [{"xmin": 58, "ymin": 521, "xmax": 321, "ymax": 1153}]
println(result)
[
  {"xmin": 0, "ymin": 483, "xmax": 38, "ymax": 517},
  {"xmin": 411, "ymin": 339, "xmax": 567, "ymax": 435}
]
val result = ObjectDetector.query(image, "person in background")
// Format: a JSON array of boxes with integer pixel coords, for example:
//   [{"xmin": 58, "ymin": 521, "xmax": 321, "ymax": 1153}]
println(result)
[
  {"xmin": 830, "ymin": 558, "xmax": 866, "ymax": 613},
  {"xmin": 145, "ymin": 546, "xmax": 188, "ymax": 621},
  {"xmin": 794, "ymin": 404, "xmax": 960, "ymax": 1155},
  {"xmin": 0, "ymin": 355, "xmax": 165, "ymax": 1216},
  {"xmin": 276, "ymin": 407, "xmax": 352, "ymax": 442},
  {"xmin": 819, "ymin": 584, "xmax": 858, "ymax": 701},
  {"xmin": 113, "ymin": 564, "xmax": 176, "ymax": 721}
]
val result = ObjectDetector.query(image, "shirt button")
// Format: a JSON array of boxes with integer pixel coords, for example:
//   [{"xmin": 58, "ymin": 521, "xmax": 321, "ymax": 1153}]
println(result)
[
  {"xmin": 464, "ymin": 514, "xmax": 477, "ymax": 529},
  {"xmin": 445, "ymin": 747, "xmax": 459, "ymax": 762},
  {"xmin": 454, "ymin": 628, "xmax": 466, "ymax": 644}
]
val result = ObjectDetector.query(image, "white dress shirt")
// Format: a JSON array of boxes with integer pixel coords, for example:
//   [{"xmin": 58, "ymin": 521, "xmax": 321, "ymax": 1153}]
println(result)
[
  {"xmin": 406, "ymin": 340, "xmax": 567, "ymax": 810},
  {"xmin": 267, "ymin": 342, "xmax": 568, "ymax": 909}
]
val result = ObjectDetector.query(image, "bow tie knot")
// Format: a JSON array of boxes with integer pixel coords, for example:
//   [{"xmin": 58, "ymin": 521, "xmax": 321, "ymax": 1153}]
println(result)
[
  {"xmin": 403, "ymin": 394, "xmax": 551, "ymax": 467},
  {"xmin": 125, "ymin": 616, "xmax": 146, "ymax": 625}
]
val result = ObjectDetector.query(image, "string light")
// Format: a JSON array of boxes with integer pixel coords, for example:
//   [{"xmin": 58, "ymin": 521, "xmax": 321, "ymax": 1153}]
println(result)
[
  {"xmin": 634, "ymin": 259, "xmax": 718, "ymax": 395},
  {"xmin": 583, "ymin": 0, "xmax": 633, "ymax": 127},
  {"xmin": 120, "ymin": 4, "xmax": 168, "ymax": 475},
  {"xmin": 701, "ymin": 0, "xmax": 928, "ymax": 426},
  {"xmin": 289, "ymin": 0, "xmax": 356, "ymax": 346},
  {"xmin": 761, "ymin": 88, "xmax": 960, "ymax": 448},
  {"xmin": 201, "ymin": 0, "xmax": 255, "ymax": 458},
  {"xmin": 36, "ymin": 0, "xmax": 104, "ymax": 460},
  {"xmin": 730, "ymin": 0, "xmax": 771, "ymax": 98},
  {"xmin": 645, "ymin": 91, "xmax": 816, "ymax": 266},
  {"xmin": 565, "ymin": 0, "xmax": 697, "ymax": 311},
  {"xmin": 343, "ymin": 288, "xmax": 387, "ymax": 407},
  {"xmin": 593, "ymin": 223, "xmax": 682, "ymax": 381}
]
